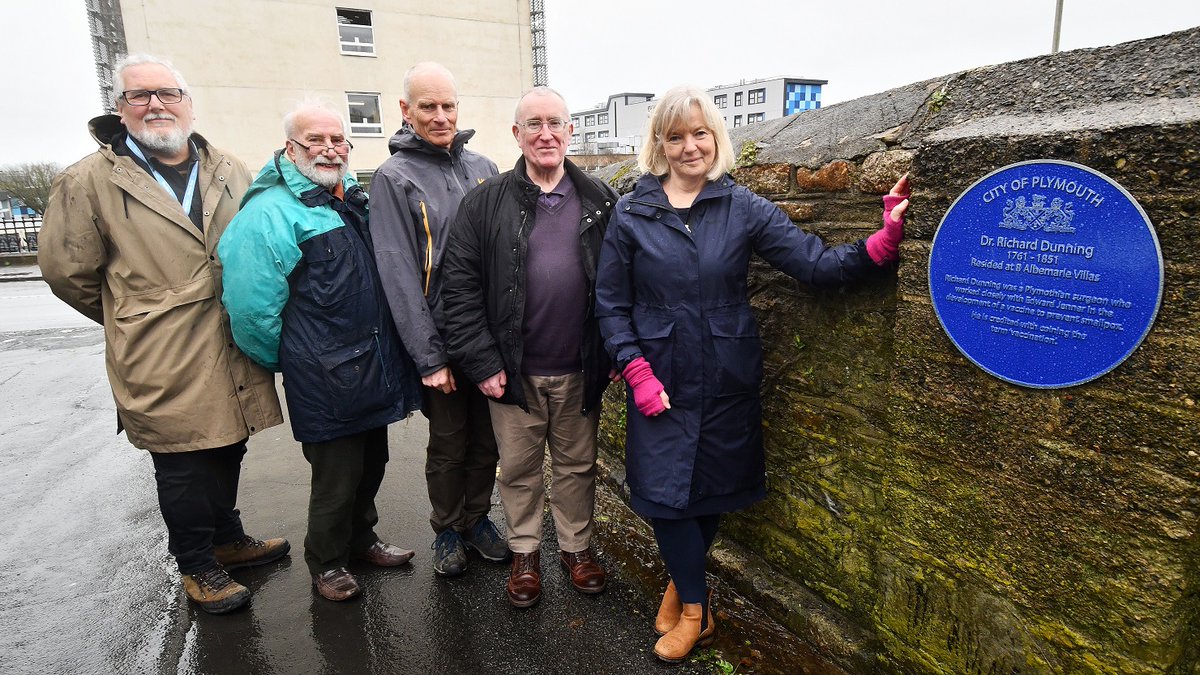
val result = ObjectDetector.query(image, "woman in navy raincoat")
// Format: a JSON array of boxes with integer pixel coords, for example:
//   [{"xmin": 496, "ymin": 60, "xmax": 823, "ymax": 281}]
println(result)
[{"xmin": 595, "ymin": 85, "xmax": 909, "ymax": 662}]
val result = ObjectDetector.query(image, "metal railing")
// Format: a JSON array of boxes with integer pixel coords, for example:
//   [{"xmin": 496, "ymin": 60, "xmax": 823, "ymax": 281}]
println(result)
[{"xmin": 0, "ymin": 216, "xmax": 41, "ymax": 253}]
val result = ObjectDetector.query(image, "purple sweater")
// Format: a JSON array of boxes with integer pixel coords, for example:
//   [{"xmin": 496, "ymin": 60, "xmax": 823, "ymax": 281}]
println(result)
[{"xmin": 522, "ymin": 174, "xmax": 586, "ymax": 375}]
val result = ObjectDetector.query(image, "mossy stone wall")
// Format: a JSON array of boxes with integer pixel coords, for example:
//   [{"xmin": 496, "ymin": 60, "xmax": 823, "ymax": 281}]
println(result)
[{"xmin": 594, "ymin": 27, "xmax": 1200, "ymax": 673}]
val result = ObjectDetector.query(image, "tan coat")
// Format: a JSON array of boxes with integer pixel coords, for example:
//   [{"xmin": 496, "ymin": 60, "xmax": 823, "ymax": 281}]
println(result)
[{"xmin": 39, "ymin": 116, "xmax": 283, "ymax": 452}]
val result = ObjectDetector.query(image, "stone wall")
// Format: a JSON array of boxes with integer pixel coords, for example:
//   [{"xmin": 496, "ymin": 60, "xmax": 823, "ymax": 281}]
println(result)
[{"xmin": 593, "ymin": 27, "xmax": 1200, "ymax": 673}]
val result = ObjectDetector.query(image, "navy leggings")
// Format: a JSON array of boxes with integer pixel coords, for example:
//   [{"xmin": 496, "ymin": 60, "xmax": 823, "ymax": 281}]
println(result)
[{"xmin": 650, "ymin": 514, "xmax": 721, "ymax": 609}]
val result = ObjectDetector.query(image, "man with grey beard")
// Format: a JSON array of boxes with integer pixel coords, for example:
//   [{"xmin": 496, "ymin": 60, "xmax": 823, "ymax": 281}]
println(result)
[
  {"xmin": 40, "ymin": 54, "xmax": 287, "ymax": 615},
  {"xmin": 219, "ymin": 102, "xmax": 423, "ymax": 602}
]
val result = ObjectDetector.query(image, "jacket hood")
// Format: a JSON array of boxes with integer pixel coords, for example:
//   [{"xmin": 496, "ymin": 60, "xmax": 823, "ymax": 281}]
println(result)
[
  {"xmin": 242, "ymin": 150, "xmax": 361, "ymax": 208},
  {"xmin": 87, "ymin": 113, "xmax": 212, "ymax": 155},
  {"xmin": 387, "ymin": 126, "xmax": 477, "ymax": 157}
]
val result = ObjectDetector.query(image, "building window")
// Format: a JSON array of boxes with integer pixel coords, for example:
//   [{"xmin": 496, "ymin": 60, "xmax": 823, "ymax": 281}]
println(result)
[
  {"xmin": 336, "ymin": 8, "xmax": 374, "ymax": 55},
  {"xmin": 747, "ymin": 112, "xmax": 765, "ymax": 124},
  {"xmin": 354, "ymin": 170, "xmax": 373, "ymax": 191},
  {"xmin": 585, "ymin": 132, "xmax": 596, "ymax": 142},
  {"xmin": 571, "ymin": 117, "xmax": 581, "ymax": 127},
  {"xmin": 584, "ymin": 115, "xmax": 596, "ymax": 127},
  {"xmin": 598, "ymin": 131, "xmax": 609, "ymax": 138},
  {"xmin": 734, "ymin": 91, "xmax": 743, "ymax": 106},
  {"xmin": 571, "ymin": 134, "xmax": 581, "ymax": 144},
  {"xmin": 713, "ymin": 94, "xmax": 727, "ymax": 109},
  {"xmin": 597, "ymin": 113, "xmax": 609, "ymax": 124},
  {"xmin": 733, "ymin": 115, "xmax": 742, "ymax": 128},
  {"xmin": 346, "ymin": 92, "xmax": 383, "ymax": 134},
  {"xmin": 748, "ymin": 88, "xmax": 766, "ymax": 105}
]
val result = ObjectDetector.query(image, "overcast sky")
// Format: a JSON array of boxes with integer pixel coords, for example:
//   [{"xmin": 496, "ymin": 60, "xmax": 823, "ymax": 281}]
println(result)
[{"xmin": 4, "ymin": 1, "xmax": 1200, "ymax": 166}]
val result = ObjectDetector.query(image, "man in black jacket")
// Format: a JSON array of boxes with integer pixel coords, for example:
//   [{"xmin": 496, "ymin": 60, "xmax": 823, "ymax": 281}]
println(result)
[
  {"xmin": 371, "ymin": 62, "xmax": 507, "ymax": 578},
  {"xmin": 441, "ymin": 87, "xmax": 617, "ymax": 608}
]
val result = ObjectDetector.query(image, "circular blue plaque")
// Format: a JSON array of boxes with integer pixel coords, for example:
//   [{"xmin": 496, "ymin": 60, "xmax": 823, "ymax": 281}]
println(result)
[{"xmin": 928, "ymin": 160, "xmax": 1162, "ymax": 388}]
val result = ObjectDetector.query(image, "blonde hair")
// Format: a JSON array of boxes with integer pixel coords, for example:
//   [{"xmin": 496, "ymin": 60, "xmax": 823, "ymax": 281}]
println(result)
[{"xmin": 638, "ymin": 85, "xmax": 734, "ymax": 182}]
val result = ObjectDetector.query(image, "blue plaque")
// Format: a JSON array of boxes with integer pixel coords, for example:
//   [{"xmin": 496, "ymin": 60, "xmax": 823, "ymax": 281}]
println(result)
[{"xmin": 928, "ymin": 160, "xmax": 1162, "ymax": 388}]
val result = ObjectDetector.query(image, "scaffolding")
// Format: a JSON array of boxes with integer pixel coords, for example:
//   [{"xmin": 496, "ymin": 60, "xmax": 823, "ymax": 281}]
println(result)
[
  {"xmin": 529, "ymin": 0, "xmax": 548, "ymax": 86},
  {"xmin": 85, "ymin": 0, "xmax": 128, "ymax": 112}
]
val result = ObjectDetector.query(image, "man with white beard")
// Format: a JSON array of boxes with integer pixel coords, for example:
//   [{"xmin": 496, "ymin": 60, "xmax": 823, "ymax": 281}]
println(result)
[
  {"xmin": 40, "ymin": 54, "xmax": 287, "ymax": 615},
  {"xmin": 218, "ymin": 102, "xmax": 423, "ymax": 602}
]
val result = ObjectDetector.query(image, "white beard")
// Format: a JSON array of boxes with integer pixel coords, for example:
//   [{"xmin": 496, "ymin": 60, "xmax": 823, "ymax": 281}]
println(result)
[
  {"xmin": 294, "ymin": 152, "xmax": 347, "ymax": 190},
  {"xmin": 129, "ymin": 113, "xmax": 192, "ymax": 158}
]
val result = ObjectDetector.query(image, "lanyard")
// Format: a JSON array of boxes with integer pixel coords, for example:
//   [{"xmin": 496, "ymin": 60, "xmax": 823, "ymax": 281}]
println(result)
[{"xmin": 126, "ymin": 137, "xmax": 199, "ymax": 216}]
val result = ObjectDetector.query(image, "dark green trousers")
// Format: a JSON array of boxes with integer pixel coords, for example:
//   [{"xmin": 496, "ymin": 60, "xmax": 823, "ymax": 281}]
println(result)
[{"xmin": 301, "ymin": 426, "xmax": 388, "ymax": 574}]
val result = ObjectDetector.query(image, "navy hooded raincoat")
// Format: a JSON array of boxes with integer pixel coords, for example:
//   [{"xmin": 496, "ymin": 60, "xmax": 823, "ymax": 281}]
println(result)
[{"xmin": 595, "ymin": 173, "xmax": 882, "ymax": 514}]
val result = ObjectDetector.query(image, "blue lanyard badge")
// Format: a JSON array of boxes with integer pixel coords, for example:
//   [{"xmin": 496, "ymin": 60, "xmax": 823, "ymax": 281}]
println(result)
[{"xmin": 126, "ymin": 136, "xmax": 199, "ymax": 216}]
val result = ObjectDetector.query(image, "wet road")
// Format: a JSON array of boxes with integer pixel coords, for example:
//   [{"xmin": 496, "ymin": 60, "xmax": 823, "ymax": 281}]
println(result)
[
  {"xmin": 1, "ymin": 278, "xmax": 843, "ymax": 675},
  {"xmin": 0, "ymin": 288, "xmax": 714, "ymax": 675}
]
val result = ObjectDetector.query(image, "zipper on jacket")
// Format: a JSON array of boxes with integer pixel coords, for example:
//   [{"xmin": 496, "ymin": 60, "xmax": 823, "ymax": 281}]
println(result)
[{"xmin": 372, "ymin": 328, "xmax": 391, "ymax": 390}]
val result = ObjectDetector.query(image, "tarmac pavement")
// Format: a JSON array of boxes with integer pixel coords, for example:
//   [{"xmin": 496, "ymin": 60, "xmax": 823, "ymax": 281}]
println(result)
[{"xmin": 0, "ymin": 276, "xmax": 844, "ymax": 675}]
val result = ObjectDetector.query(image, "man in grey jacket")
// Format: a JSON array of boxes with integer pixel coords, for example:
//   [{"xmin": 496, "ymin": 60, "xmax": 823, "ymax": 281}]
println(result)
[{"xmin": 371, "ymin": 62, "xmax": 507, "ymax": 577}]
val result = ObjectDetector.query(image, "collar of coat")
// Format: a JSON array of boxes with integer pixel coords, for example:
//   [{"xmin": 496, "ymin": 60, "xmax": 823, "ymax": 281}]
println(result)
[
  {"xmin": 237, "ymin": 149, "xmax": 365, "ymax": 210},
  {"xmin": 623, "ymin": 172, "xmax": 736, "ymax": 217},
  {"xmin": 387, "ymin": 125, "xmax": 477, "ymax": 159},
  {"xmin": 511, "ymin": 155, "xmax": 611, "ymax": 211}
]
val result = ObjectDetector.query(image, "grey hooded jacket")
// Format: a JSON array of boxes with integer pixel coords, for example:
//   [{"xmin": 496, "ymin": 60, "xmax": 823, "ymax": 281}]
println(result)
[{"xmin": 370, "ymin": 126, "xmax": 498, "ymax": 375}]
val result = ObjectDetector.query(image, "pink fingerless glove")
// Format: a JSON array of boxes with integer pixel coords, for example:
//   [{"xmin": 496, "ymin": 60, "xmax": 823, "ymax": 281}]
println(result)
[
  {"xmin": 622, "ymin": 357, "xmax": 666, "ymax": 417},
  {"xmin": 866, "ymin": 193, "xmax": 909, "ymax": 265}
]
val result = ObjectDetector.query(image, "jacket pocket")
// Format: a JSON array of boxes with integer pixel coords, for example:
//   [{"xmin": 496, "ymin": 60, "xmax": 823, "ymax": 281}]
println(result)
[
  {"xmin": 633, "ymin": 314, "xmax": 675, "ymax": 393},
  {"xmin": 708, "ymin": 311, "xmax": 762, "ymax": 397},
  {"xmin": 111, "ymin": 276, "xmax": 215, "ymax": 320},
  {"xmin": 301, "ymin": 228, "xmax": 371, "ymax": 308},
  {"xmin": 316, "ymin": 330, "xmax": 394, "ymax": 422}
]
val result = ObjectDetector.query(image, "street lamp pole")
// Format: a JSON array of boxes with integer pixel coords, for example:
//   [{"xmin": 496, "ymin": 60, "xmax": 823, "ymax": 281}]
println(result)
[{"xmin": 1051, "ymin": 0, "xmax": 1064, "ymax": 53}]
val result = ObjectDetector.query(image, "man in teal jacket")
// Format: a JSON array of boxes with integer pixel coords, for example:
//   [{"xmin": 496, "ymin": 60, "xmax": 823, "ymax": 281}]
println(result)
[{"xmin": 218, "ymin": 102, "xmax": 422, "ymax": 602}]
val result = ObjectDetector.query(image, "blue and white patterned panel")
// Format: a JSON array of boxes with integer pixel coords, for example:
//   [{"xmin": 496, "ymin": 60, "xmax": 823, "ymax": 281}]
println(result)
[{"xmin": 785, "ymin": 83, "xmax": 822, "ymax": 115}]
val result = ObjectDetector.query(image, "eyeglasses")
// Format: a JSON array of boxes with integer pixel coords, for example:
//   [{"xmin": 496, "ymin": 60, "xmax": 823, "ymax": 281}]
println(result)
[
  {"xmin": 288, "ymin": 138, "xmax": 354, "ymax": 155},
  {"xmin": 519, "ymin": 119, "xmax": 567, "ymax": 134},
  {"xmin": 120, "ymin": 88, "xmax": 187, "ymax": 106}
]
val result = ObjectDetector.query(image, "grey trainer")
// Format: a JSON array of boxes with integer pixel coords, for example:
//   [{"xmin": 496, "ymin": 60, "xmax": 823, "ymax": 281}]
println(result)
[
  {"xmin": 431, "ymin": 529, "xmax": 468, "ymax": 577},
  {"xmin": 463, "ymin": 516, "xmax": 511, "ymax": 562}
]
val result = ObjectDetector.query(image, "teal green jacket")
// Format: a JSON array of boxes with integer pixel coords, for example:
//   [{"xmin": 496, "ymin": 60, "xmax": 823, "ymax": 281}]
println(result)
[{"xmin": 218, "ymin": 152, "xmax": 420, "ymax": 443}]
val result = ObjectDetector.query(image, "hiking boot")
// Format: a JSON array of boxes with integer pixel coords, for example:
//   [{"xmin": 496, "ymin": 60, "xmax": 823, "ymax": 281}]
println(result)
[
  {"xmin": 431, "ymin": 529, "xmax": 467, "ymax": 577},
  {"xmin": 463, "ymin": 517, "xmax": 511, "ymax": 562},
  {"xmin": 214, "ymin": 534, "xmax": 290, "ymax": 570},
  {"xmin": 182, "ymin": 564, "xmax": 250, "ymax": 614}
]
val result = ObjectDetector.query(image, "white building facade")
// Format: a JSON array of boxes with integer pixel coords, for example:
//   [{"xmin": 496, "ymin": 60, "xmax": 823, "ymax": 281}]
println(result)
[
  {"xmin": 88, "ymin": 0, "xmax": 536, "ymax": 177},
  {"xmin": 568, "ymin": 77, "xmax": 826, "ymax": 156}
]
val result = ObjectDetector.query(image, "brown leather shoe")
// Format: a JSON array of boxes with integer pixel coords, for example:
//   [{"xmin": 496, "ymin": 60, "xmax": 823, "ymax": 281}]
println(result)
[
  {"xmin": 559, "ymin": 547, "xmax": 606, "ymax": 594},
  {"xmin": 507, "ymin": 551, "xmax": 542, "ymax": 608},
  {"xmin": 353, "ymin": 541, "xmax": 415, "ymax": 567},
  {"xmin": 312, "ymin": 567, "xmax": 361, "ymax": 602}
]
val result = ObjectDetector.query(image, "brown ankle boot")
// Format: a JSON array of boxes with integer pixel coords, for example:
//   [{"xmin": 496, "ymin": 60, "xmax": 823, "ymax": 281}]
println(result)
[
  {"xmin": 654, "ymin": 602, "xmax": 712, "ymax": 662},
  {"xmin": 655, "ymin": 580, "xmax": 682, "ymax": 635},
  {"xmin": 698, "ymin": 589, "xmax": 716, "ymax": 643}
]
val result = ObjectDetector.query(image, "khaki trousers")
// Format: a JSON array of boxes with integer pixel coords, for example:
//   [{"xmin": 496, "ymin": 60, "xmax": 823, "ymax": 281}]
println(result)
[{"xmin": 488, "ymin": 372, "xmax": 598, "ymax": 554}]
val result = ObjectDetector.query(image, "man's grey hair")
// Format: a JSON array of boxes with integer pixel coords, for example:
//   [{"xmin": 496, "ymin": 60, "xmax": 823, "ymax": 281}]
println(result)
[
  {"xmin": 282, "ymin": 98, "xmax": 349, "ymax": 139},
  {"xmin": 112, "ymin": 54, "xmax": 190, "ymax": 105},
  {"xmin": 514, "ymin": 86, "xmax": 570, "ymax": 124},
  {"xmin": 401, "ymin": 62, "xmax": 458, "ymax": 102}
]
